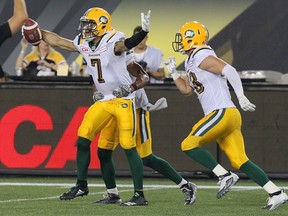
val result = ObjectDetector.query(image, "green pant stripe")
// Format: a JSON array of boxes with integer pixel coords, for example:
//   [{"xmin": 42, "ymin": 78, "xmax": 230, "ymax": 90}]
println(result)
[{"xmin": 192, "ymin": 109, "xmax": 226, "ymax": 136}]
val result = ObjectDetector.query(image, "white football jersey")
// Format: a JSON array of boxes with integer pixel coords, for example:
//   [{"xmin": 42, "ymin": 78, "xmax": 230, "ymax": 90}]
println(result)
[
  {"xmin": 126, "ymin": 51, "xmax": 165, "ymax": 111},
  {"xmin": 73, "ymin": 30, "xmax": 135, "ymax": 101},
  {"xmin": 185, "ymin": 47, "xmax": 235, "ymax": 116},
  {"xmin": 126, "ymin": 52, "xmax": 149, "ymax": 109},
  {"xmin": 133, "ymin": 45, "xmax": 164, "ymax": 84}
]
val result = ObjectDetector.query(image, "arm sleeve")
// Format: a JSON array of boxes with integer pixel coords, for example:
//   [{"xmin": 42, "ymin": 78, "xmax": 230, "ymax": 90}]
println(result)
[
  {"xmin": 221, "ymin": 64, "xmax": 244, "ymax": 97},
  {"xmin": 124, "ymin": 30, "xmax": 148, "ymax": 50},
  {"xmin": 0, "ymin": 22, "xmax": 12, "ymax": 46}
]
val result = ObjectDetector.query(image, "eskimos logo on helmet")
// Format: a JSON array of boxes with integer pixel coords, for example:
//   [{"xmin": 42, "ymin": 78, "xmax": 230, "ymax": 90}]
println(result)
[
  {"xmin": 99, "ymin": 16, "xmax": 108, "ymax": 24},
  {"xmin": 184, "ymin": 30, "xmax": 195, "ymax": 38}
]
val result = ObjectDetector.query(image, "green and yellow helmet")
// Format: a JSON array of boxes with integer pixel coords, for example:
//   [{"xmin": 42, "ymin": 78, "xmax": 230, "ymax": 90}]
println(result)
[
  {"xmin": 173, "ymin": 21, "xmax": 209, "ymax": 54},
  {"xmin": 78, "ymin": 7, "xmax": 112, "ymax": 41}
]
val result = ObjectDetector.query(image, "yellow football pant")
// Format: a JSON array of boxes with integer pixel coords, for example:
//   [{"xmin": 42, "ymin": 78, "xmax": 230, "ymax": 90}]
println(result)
[
  {"xmin": 181, "ymin": 108, "xmax": 249, "ymax": 169},
  {"xmin": 98, "ymin": 108, "xmax": 152, "ymax": 158},
  {"xmin": 78, "ymin": 98, "xmax": 136, "ymax": 149}
]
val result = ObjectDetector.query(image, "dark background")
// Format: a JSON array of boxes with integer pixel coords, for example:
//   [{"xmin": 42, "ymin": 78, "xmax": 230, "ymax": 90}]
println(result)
[{"xmin": 1, "ymin": 83, "xmax": 287, "ymax": 178}]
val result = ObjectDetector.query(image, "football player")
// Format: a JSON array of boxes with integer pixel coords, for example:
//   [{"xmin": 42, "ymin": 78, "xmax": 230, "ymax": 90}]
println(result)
[
  {"xmin": 92, "ymin": 52, "xmax": 197, "ymax": 206},
  {"xmin": 40, "ymin": 7, "xmax": 151, "ymax": 206},
  {"xmin": 132, "ymin": 25, "xmax": 166, "ymax": 84},
  {"xmin": 165, "ymin": 21, "xmax": 288, "ymax": 210},
  {"xmin": 0, "ymin": 0, "xmax": 28, "ymax": 82}
]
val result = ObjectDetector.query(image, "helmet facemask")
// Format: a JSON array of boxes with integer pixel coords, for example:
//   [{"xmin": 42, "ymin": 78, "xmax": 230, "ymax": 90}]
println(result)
[
  {"xmin": 172, "ymin": 33, "xmax": 183, "ymax": 53},
  {"xmin": 172, "ymin": 31, "xmax": 194, "ymax": 55},
  {"xmin": 78, "ymin": 19, "xmax": 98, "ymax": 42}
]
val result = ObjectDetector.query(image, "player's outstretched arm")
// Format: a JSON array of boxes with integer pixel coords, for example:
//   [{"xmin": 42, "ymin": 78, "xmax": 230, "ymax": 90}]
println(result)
[
  {"xmin": 41, "ymin": 29, "xmax": 78, "ymax": 52},
  {"xmin": 8, "ymin": 0, "xmax": 28, "ymax": 35},
  {"xmin": 114, "ymin": 10, "xmax": 151, "ymax": 55}
]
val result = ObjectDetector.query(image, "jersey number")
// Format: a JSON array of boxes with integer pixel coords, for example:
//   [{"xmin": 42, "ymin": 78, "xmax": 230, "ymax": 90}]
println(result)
[
  {"xmin": 91, "ymin": 58, "xmax": 105, "ymax": 83},
  {"xmin": 189, "ymin": 72, "xmax": 204, "ymax": 94}
]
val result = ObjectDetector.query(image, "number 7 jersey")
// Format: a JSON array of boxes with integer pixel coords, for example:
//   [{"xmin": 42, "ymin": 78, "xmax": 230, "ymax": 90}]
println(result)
[{"xmin": 73, "ymin": 30, "xmax": 135, "ymax": 101}]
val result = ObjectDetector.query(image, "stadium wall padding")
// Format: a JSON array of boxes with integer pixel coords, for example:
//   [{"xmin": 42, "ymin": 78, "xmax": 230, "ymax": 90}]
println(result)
[{"xmin": 0, "ymin": 83, "xmax": 287, "ymax": 177}]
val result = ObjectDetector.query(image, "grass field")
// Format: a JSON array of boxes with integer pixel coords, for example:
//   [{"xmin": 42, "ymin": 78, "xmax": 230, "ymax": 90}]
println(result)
[{"xmin": 0, "ymin": 177, "xmax": 287, "ymax": 216}]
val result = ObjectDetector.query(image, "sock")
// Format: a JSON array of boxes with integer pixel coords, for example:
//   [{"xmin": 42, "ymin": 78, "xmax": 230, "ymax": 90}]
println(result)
[
  {"xmin": 125, "ymin": 148, "xmax": 143, "ymax": 190},
  {"xmin": 76, "ymin": 137, "xmax": 91, "ymax": 180},
  {"xmin": 263, "ymin": 181, "xmax": 281, "ymax": 194},
  {"xmin": 178, "ymin": 179, "xmax": 188, "ymax": 188},
  {"xmin": 240, "ymin": 160, "xmax": 270, "ymax": 187},
  {"xmin": 142, "ymin": 154, "xmax": 183, "ymax": 184},
  {"xmin": 98, "ymin": 148, "xmax": 117, "ymax": 189},
  {"xmin": 107, "ymin": 188, "xmax": 119, "ymax": 195},
  {"xmin": 212, "ymin": 164, "xmax": 229, "ymax": 177},
  {"xmin": 184, "ymin": 147, "xmax": 218, "ymax": 170}
]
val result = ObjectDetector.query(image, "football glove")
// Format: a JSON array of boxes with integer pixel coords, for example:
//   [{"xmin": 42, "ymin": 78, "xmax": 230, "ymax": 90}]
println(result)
[
  {"xmin": 237, "ymin": 94, "xmax": 256, "ymax": 112},
  {"xmin": 164, "ymin": 56, "xmax": 180, "ymax": 80},
  {"xmin": 93, "ymin": 91, "xmax": 104, "ymax": 102},
  {"xmin": 141, "ymin": 10, "xmax": 151, "ymax": 32},
  {"xmin": 112, "ymin": 85, "xmax": 135, "ymax": 98}
]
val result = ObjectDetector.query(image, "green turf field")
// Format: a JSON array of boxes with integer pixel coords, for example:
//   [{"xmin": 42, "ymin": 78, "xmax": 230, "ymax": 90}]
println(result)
[{"xmin": 0, "ymin": 177, "xmax": 287, "ymax": 216}]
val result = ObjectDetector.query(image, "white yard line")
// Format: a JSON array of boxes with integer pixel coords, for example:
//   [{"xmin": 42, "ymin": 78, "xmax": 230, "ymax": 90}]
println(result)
[
  {"xmin": 0, "ymin": 182, "xmax": 287, "ymax": 203},
  {"xmin": 1, "ymin": 182, "xmax": 287, "ymax": 189},
  {"xmin": 0, "ymin": 189, "xmax": 134, "ymax": 203}
]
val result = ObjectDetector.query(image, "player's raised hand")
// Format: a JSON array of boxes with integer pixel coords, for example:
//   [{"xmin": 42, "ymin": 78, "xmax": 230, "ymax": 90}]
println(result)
[{"xmin": 141, "ymin": 10, "xmax": 151, "ymax": 32}]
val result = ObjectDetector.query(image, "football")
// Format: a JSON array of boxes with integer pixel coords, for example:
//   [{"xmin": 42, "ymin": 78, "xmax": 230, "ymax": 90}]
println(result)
[{"xmin": 21, "ymin": 18, "xmax": 42, "ymax": 46}]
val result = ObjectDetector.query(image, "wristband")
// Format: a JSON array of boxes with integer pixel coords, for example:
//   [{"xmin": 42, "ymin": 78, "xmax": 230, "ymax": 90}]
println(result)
[{"xmin": 171, "ymin": 72, "xmax": 180, "ymax": 80}]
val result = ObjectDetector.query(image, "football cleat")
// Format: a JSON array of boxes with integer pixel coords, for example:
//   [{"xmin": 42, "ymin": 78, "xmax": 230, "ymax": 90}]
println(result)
[
  {"xmin": 181, "ymin": 182, "xmax": 197, "ymax": 205},
  {"xmin": 92, "ymin": 191, "xmax": 122, "ymax": 204},
  {"xmin": 217, "ymin": 171, "xmax": 239, "ymax": 199},
  {"xmin": 262, "ymin": 190, "xmax": 288, "ymax": 210},
  {"xmin": 120, "ymin": 192, "xmax": 148, "ymax": 206},
  {"xmin": 59, "ymin": 185, "xmax": 89, "ymax": 200}
]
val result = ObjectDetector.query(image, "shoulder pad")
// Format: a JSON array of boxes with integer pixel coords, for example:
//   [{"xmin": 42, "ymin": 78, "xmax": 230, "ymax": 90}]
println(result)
[
  {"xmin": 106, "ymin": 29, "xmax": 117, "ymax": 43},
  {"xmin": 192, "ymin": 45, "xmax": 212, "ymax": 57}
]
